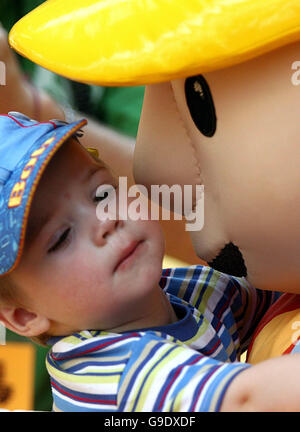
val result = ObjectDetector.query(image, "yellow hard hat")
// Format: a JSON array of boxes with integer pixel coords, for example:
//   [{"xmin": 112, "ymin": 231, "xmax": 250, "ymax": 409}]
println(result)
[{"xmin": 9, "ymin": 0, "xmax": 300, "ymax": 86}]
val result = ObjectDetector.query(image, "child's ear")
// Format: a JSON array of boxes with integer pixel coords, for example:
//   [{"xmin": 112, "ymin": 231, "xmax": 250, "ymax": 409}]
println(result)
[{"xmin": 0, "ymin": 306, "xmax": 50, "ymax": 337}]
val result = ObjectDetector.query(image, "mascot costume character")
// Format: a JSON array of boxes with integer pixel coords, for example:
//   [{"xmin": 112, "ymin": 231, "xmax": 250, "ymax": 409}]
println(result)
[{"xmin": 9, "ymin": 0, "xmax": 300, "ymax": 363}]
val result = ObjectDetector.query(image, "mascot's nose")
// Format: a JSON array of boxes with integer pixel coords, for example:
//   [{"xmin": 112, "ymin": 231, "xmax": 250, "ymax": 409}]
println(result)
[{"xmin": 208, "ymin": 242, "xmax": 247, "ymax": 277}]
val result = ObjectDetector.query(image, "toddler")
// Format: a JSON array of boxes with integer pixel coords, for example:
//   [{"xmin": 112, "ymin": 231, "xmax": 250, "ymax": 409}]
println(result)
[{"xmin": 1, "ymin": 113, "xmax": 300, "ymax": 412}]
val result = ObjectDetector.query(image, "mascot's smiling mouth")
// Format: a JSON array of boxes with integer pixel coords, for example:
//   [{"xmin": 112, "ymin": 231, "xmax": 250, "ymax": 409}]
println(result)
[{"xmin": 207, "ymin": 242, "xmax": 247, "ymax": 277}]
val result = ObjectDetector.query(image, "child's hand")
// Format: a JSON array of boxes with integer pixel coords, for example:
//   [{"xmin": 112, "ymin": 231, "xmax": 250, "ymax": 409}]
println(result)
[
  {"xmin": 0, "ymin": 23, "xmax": 63, "ymax": 121},
  {"xmin": 221, "ymin": 354, "xmax": 300, "ymax": 411}
]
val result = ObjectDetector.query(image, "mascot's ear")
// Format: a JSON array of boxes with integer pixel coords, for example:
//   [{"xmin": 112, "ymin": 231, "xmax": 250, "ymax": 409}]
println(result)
[{"xmin": 185, "ymin": 75, "xmax": 217, "ymax": 138}]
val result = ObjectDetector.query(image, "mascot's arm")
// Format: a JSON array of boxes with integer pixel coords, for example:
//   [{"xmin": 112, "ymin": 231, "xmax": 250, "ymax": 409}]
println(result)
[
  {"xmin": 0, "ymin": 23, "xmax": 63, "ymax": 122},
  {"xmin": 0, "ymin": 24, "xmax": 135, "ymax": 186}
]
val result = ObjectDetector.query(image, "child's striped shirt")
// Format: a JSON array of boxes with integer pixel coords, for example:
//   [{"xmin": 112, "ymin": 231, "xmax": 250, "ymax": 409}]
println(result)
[{"xmin": 46, "ymin": 265, "xmax": 279, "ymax": 411}]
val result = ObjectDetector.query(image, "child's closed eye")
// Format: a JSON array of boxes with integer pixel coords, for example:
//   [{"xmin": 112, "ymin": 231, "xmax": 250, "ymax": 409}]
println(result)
[
  {"xmin": 93, "ymin": 184, "xmax": 117, "ymax": 204},
  {"xmin": 48, "ymin": 227, "xmax": 71, "ymax": 253},
  {"xmin": 93, "ymin": 190, "xmax": 109, "ymax": 203}
]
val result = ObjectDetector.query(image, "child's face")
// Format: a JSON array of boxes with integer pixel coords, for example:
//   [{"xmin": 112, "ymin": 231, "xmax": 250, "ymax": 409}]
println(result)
[{"xmin": 12, "ymin": 138, "xmax": 165, "ymax": 335}]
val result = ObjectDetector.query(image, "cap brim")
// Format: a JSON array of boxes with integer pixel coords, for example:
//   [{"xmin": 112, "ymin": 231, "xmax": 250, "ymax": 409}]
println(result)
[
  {"xmin": 9, "ymin": 0, "xmax": 300, "ymax": 86},
  {"xmin": 1, "ymin": 118, "xmax": 87, "ymax": 276}
]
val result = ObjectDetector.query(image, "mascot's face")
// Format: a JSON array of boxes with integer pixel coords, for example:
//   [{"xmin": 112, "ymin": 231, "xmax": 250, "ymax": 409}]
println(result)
[{"xmin": 135, "ymin": 41, "xmax": 300, "ymax": 293}]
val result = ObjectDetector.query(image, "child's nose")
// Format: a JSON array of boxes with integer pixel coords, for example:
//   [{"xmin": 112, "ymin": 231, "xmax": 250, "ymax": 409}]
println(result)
[{"xmin": 92, "ymin": 218, "xmax": 122, "ymax": 247}]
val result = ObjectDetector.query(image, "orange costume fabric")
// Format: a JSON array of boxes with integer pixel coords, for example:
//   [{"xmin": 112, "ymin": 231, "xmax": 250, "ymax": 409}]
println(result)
[{"xmin": 247, "ymin": 294, "xmax": 300, "ymax": 364}]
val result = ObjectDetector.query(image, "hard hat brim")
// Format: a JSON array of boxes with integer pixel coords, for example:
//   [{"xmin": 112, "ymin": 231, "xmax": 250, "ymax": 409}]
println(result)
[{"xmin": 9, "ymin": 0, "xmax": 300, "ymax": 86}]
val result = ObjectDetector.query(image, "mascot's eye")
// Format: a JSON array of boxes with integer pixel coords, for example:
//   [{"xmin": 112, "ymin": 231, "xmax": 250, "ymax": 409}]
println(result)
[{"xmin": 185, "ymin": 75, "xmax": 217, "ymax": 137}]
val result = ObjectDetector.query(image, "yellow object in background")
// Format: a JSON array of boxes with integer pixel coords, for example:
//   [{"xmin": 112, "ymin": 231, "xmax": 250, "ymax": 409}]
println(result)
[
  {"xmin": 0, "ymin": 343, "xmax": 35, "ymax": 411},
  {"xmin": 9, "ymin": 0, "xmax": 300, "ymax": 86},
  {"xmin": 163, "ymin": 254, "xmax": 189, "ymax": 269}
]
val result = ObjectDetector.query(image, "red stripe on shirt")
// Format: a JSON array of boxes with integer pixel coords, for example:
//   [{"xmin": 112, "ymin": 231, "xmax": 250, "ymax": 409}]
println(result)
[
  {"xmin": 51, "ymin": 333, "xmax": 139, "ymax": 361},
  {"xmin": 158, "ymin": 356, "xmax": 200, "ymax": 410},
  {"xmin": 51, "ymin": 380, "xmax": 116, "ymax": 405}
]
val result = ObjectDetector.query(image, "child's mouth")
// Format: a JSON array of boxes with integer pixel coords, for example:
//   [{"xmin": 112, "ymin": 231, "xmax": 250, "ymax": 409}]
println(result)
[{"xmin": 114, "ymin": 240, "xmax": 144, "ymax": 272}]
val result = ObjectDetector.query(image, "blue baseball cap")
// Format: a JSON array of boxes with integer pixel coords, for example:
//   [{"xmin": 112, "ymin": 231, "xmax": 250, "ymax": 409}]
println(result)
[{"xmin": 0, "ymin": 112, "xmax": 87, "ymax": 277}]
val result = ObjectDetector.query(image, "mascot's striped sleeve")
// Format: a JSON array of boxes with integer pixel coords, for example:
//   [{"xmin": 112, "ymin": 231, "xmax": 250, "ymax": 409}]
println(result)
[{"xmin": 46, "ymin": 265, "xmax": 279, "ymax": 412}]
